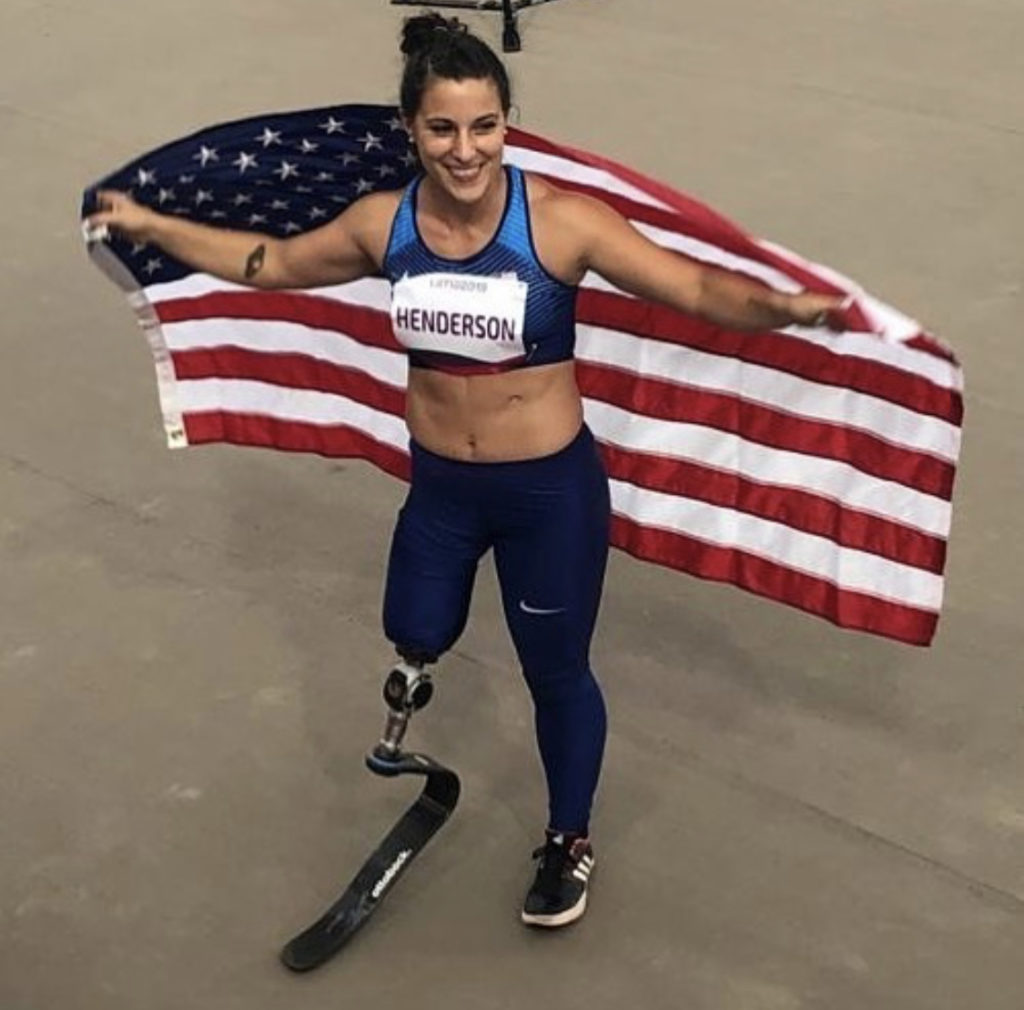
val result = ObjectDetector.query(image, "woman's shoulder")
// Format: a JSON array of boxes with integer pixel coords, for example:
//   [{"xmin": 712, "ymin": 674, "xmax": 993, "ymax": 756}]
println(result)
[
  {"xmin": 348, "ymin": 186, "xmax": 405, "ymax": 224},
  {"xmin": 522, "ymin": 170, "xmax": 615, "ymax": 235},
  {"xmin": 341, "ymin": 186, "xmax": 406, "ymax": 245},
  {"xmin": 328, "ymin": 187, "xmax": 407, "ymax": 268},
  {"xmin": 521, "ymin": 169, "xmax": 561, "ymax": 206}
]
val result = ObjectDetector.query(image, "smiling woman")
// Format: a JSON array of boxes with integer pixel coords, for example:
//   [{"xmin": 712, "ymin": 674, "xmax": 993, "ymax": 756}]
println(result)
[{"xmin": 85, "ymin": 9, "xmax": 845, "ymax": 933}]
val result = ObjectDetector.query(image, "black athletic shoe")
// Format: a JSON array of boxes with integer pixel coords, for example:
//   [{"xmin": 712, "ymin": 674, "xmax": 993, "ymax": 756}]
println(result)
[{"xmin": 521, "ymin": 833, "xmax": 595, "ymax": 927}]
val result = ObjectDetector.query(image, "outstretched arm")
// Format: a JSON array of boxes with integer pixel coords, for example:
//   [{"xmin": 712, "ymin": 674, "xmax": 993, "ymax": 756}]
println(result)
[
  {"xmin": 562, "ymin": 192, "xmax": 846, "ymax": 330},
  {"xmin": 86, "ymin": 190, "xmax": 391, "ymax": 290}
]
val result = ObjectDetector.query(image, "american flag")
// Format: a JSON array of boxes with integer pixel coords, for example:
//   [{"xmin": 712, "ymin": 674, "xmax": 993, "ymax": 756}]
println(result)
[{"xmin": 82, "ymin": 104, "xmax": 963, "ymax": 646}]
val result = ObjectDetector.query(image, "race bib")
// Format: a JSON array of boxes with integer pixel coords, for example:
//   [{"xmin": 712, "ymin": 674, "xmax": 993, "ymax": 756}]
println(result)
[{"xmin": 390, "ymin": 272, "xmax": 528, "ymax": 363}]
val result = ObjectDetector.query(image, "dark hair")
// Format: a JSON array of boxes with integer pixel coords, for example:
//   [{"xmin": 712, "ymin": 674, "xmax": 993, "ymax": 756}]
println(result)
[{"xmin": 399, "ymin": 13, "xmax": 512, "ymax": 118}]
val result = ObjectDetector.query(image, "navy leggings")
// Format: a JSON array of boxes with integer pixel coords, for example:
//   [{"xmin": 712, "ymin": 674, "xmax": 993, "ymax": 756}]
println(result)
[{"xmin": 383, "ymin": 425, "xmax": 610, "ymax": 835}]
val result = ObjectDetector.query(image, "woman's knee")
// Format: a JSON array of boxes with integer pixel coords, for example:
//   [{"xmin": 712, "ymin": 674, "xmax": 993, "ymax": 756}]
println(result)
[
  {"xmin": 522, "ymin": 660, "xmax": 603, "ymax": 708},
  {"xmin": 382, "ymin": 588, "xmax": 469, "ymax": 662}
]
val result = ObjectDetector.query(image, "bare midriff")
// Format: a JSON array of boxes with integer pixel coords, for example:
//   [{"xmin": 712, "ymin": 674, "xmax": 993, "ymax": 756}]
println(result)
[{"xmin": 405, "ymin": 360, "xmax": 583, "ymax": 462}]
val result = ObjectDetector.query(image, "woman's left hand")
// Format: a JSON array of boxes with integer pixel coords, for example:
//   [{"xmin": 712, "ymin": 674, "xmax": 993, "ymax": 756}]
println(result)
[{"xmin": 786, "ymin": 292, "xmax": 853, "ymax": 330}]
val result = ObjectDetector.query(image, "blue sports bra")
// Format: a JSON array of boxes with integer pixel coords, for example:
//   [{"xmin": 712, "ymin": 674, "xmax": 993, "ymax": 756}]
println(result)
[{"xmin": 382, "ymin": 166, "xmax": 577, "ymax": 374}]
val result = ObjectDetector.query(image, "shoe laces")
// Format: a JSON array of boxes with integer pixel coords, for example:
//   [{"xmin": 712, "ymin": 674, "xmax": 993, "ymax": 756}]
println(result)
[{"xmin": 531, "ymin": 834, "xmax": 587, "ymax": 894}]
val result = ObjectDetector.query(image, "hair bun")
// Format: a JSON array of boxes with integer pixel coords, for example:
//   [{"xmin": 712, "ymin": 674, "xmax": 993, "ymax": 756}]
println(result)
[{"xmin": 400, "ymin": 13, "xmax": 467, "ymax": 58}]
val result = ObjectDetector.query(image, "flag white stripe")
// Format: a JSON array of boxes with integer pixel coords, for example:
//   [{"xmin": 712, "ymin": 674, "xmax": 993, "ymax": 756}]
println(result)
[
  {"xmin": 176, "ymin": 378, "xmax": 410, "ymax": 451},
  {"xmin": 577, "ymin": 326, "xmax": 960, "ymax": 461},
  {"xmin": 585, "ymin": 399, "xmax": 951, "ymax": 537},
  {"xmin": 608, "ymin": 480, "xmax": 944, "ymax": 611},
  {"xmin": 504, "ymin": 145, "xmax": 673, "ymax": 210},
  {"xmin": 776, "ymin": 321, "xmax": 960, "ymax": 392},
  {"xmin": 145, "ymin": 273, "xmax": 392, "ymax": 309},
  {"xmin": 632, "ymin": 221, "xmax": 803, "ymax": 293}
]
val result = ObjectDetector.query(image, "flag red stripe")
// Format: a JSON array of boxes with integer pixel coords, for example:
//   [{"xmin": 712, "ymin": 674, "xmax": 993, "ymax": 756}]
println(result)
[
  {"xmin": 156, "ymin": 291, "xmax": 400, "ymax": 351},
  {"xmin": 579, "ymin": 360, "xmax": 955, "ymax": 499},
  {"xmin": 578, "ymin": 290, "xmax": 962, "ymax": 424},
  {"xmin": 906, "ymin": 334, "xmax": 958, "ymax": 364},
  {"xmin": 608, "ymin": 515, "xmax": 937, "ymax": 645},
  {"xmin": 600, "ymin": 444, "xmax": 946, "ymax": 573},
  {"xmin": 172, "ymin": 347, "xmax": 407, "ymax": 416},
  {"xmin": 184, "ymin": 411, "xmax": 411, "ymax": 479}
]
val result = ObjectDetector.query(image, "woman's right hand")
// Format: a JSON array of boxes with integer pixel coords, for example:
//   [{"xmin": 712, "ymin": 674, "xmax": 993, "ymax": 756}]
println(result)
[{"xmin": 87, "ymin": 190, "xmax": 161, "ymax": 243}]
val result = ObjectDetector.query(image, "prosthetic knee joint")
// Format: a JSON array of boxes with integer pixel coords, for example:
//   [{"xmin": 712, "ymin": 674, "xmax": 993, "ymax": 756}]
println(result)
[{"xmin": 373, "ymin": 654, "xmax": 434, "ymax": 761}]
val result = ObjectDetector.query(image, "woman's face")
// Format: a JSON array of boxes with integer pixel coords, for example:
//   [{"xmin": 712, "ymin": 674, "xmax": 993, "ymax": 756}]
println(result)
[{"xmin": 406, "ymin": 76, "xmax": 507, "ymax": 206}]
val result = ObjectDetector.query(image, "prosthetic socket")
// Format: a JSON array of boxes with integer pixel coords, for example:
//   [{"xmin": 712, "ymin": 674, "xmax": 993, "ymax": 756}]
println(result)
[{"xmin": 373, "ymin": 659, "xmax": 434, "ymax": 760}]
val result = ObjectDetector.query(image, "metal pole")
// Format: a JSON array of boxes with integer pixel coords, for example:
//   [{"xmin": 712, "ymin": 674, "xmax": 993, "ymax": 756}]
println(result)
[{"xmin": 501, "ymin": 0, "xmax": 521, "ymax": 52}]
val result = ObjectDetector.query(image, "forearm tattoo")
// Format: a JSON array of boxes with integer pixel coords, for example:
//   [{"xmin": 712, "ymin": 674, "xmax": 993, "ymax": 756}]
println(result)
[{"xmin": 244, "ymin": 243, "xmax": 266, "ymax": 279}]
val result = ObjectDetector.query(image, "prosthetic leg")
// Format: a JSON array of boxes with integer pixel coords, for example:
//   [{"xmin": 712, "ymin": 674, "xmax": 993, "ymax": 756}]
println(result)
[{"xmin": 280, "ymin": 658, "xmax": 460, "ymax": 972}]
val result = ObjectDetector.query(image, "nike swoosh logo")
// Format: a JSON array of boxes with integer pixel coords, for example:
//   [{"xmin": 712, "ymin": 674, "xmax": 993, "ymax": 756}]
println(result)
[{"xmin": 518, "ymin": 600, "xmax": 565, "ymax": 616}]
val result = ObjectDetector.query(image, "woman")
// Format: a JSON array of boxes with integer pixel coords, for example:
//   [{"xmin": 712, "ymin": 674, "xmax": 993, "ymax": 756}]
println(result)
[{"xmin": 88, "ymin": 13, "xmax": 844, "ymax": 929}]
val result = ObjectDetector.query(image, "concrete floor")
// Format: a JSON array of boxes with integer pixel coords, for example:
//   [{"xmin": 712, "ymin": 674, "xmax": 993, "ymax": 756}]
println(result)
[{"xmin": 2, "ymin": 1, "xmax": 1023, "ymax": 1007}]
